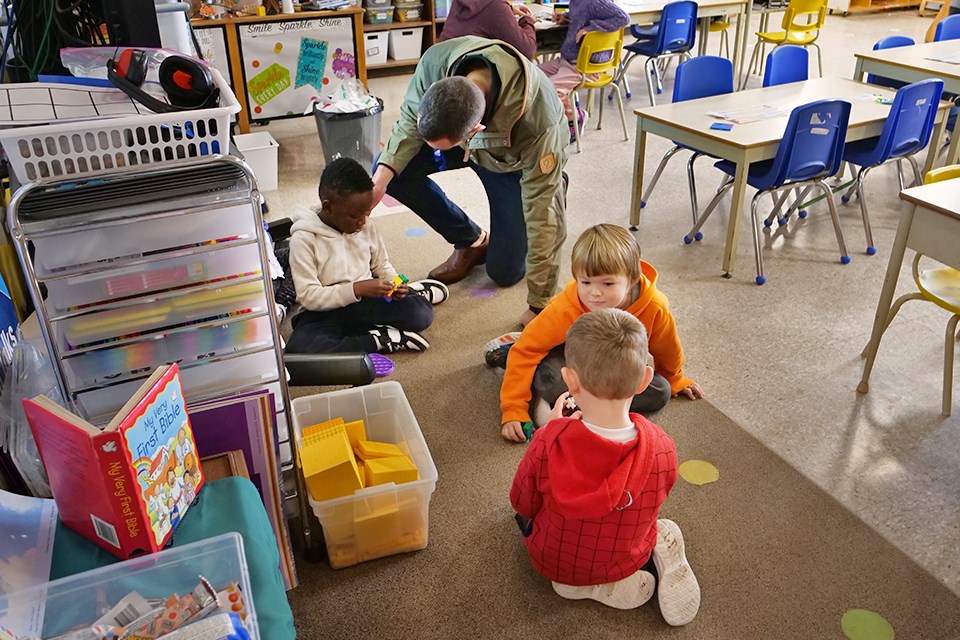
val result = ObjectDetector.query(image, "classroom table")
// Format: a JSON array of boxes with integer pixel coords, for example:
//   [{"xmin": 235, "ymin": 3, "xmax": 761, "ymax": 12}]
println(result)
[
  {"xmin": 853, "ymin": 40, "xmax": 960, "ymax": 166},
  {"xmin": 858, "ymin": 179, "xmax": 960, "ymax": 408},
  {"xmin": 628, "ymin": 76, "xmax": 950, "ymax": 279}
]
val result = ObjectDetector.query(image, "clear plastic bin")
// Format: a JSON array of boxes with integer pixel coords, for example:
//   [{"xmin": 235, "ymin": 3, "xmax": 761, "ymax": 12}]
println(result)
[
  {"xmin": 291, "ymin": 381, "xmax": 438, "ymax": 569},
  {"xmin": 394, "ymin": 1, "xmax": 422, "ymax": 20},
  {"xmin": 364, "ymin": 5, "xmax": 394, "ymax": 23},
  {"xmin": 0, "ymin": 532, "xmax": 259, "ymax": 639}
]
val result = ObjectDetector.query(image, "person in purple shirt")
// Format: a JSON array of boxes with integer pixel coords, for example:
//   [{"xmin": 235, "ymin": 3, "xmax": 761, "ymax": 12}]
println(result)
[
  {"xmin": 539, "ymin": 0, "xmax": 630, "ymax": 139},
  {"xmin": 438, "ymin": 0, "xmax": 538, "ymax": 60}
]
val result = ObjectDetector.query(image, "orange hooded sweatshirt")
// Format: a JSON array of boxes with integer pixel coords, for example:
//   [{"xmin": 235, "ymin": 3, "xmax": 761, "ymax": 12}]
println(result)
[{"xmin": 500, "ymin": 260, "xmax": 694, "ymax": 424}]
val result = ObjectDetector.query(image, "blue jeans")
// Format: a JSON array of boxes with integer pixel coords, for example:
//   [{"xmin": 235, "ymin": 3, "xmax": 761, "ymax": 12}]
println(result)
[{"xmin": 376, "ymin": 144, "xmax": 527, "ymax": 287}]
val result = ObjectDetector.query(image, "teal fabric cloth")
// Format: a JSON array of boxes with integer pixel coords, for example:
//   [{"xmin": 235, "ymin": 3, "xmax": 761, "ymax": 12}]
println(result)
[{"xmin": 50, "ymin": 477, "xmax": 295, "ymax": 639}]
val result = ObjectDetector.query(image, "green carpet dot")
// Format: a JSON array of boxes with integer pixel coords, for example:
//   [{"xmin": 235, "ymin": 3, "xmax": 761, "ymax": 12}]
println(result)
[
  {"xmin": 842, "ymin": 609, "xmax": 894, "ymax": 640},
  {"xmin": 678, "ymin": 460, "xmax": 719, "ymax": 485}
]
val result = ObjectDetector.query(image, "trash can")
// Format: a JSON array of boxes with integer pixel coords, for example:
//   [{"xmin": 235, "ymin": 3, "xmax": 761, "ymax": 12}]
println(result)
[{"xmin": 313, "ymin": 98, "xmax": 384, "ymax": 170}]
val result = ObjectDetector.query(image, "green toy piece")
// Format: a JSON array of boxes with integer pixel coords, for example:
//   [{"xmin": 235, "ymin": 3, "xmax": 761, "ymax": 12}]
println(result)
[{"xmin": 522, "ymin": 421, "xmax": 535, "ymax": 442}]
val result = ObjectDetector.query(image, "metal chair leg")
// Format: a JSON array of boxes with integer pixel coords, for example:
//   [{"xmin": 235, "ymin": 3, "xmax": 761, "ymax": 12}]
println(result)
[
  {"xmin": 854, "ymin": 167, "xmax": 876, "ymax": 255},
  {"xmin": 687, "ymin": 153, "xmax": 702, "ymax": 227},
  {"xmin": 763, "ymin": 189, "xmax": 792, "ymax": 228},
  {"xmin": 742, "ymin": 42, "xmax": 762, "ymax": 90},
  {"xmin": 613, "ymin": 83, "xmax": 629, "ymax": 141},
  {"xmin": 811, "ymin": 42, "xmax": 823, "ymax": 77},
  {"xmin": 644, "ymin": 57, "xmax": 658, "ymax": 105},
  {"xmin": 750, "ymin": 194, "xmax": 767, "ymax": 285},
  {"xmin": 617, "ymin": 52, "xmax": 638, "ymax": 99},
  {"xmin": 684, "ymin": 177, "xmax": 733, "ymax": 243},
  {"xmin": 817, "ymin": 180, "xmax": 851, "ymax": 265},
  {"xmin": 907, "ymin": 155, "xmax": 924, "ymax": 187},
  {"xmin": 944, "ymin": 314, "xmax": 960, "ymax": 415},
  {"xmin": 860, "ymin": 291, "xmax": 924, "ymax": 357},
  {"xmin": 572, "ymin": 90, "xmax": 583, "ymax": 154},
  {"xmin": 641, "ymin": 146, "xmax": 684, "ymax": 208},
  {"xmin": 598, "ymin": 86, "xmax": 605, "ymax": 130},
  {"xmin": 841, "ymin": 166, "xmax": 860, "ymax": 203}
]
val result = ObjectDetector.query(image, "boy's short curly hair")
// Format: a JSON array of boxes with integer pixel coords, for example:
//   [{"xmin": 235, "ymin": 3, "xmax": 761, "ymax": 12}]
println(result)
[
  {"xmin": 570, "ymin": 224, "xmax": 642, "ymax": 284},
  {"xmin": 417, "ymin": 77, "xmax": 485, "ymax": 143},
  {"xmin": 318, "ymin": 157, "xmax": 373, "ymax": 201},
  {"xmin": 565, "ymin": 308, "xmax": 649, "ymax": 400}
]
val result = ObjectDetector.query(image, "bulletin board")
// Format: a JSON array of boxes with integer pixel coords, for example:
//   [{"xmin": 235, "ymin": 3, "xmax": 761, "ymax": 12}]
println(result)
[
  {"xmin": 192, "ymin": 25, "xmax": 233, "ymax": 89},
  {"xmin": 236, "ymin": 15, "xmax": 359, "ymax": 122}
]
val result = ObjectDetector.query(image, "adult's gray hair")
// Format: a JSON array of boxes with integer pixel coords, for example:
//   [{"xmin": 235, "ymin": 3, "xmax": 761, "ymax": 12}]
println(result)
[{"xmin": 417, "ymin": 77, "xmax": 485, "ymax": 143}]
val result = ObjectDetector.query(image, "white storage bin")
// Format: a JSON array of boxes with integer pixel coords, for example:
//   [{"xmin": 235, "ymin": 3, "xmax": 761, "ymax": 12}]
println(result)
[
  {"xmin": 364, "ymin": 32, "xmax": 389, "ymax": 66},
  {"xmin": 291, "ymin": 381, "xmax": 438, "ymax": 569},
  {"xmin": 388, "ymin": 27, "xmax": 424, "ymax": 61},
  {"xmin": 32, "ymin": 203, "xmax": 258, "ymax": 277},
  {"xmin": 0, "ymin": 533, "xmax": 259, "ymax": 639},
  {"xmin": 234, "ymin": 132, "xmax": 280, "ymax": 192}
]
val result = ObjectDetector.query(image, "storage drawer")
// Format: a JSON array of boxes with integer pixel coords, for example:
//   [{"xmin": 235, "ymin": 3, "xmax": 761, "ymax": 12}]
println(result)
[
  {"xmin": 45, "ymin": 241, "xmax": 263, "ymax": 314},
  {"xmin": 62, "ymin": 314, "xmax": 276, "ymax": 389},
  {"xmin": 32, "ymin": 203, "xmax": 258, "ymax": 277},
  {"xmin": 56, "ymin": 280, "xmax": 267, "ymax": 351},
  {"xmin": 75, "ymin": 348, "xmax": 282, "ymax": 424}
]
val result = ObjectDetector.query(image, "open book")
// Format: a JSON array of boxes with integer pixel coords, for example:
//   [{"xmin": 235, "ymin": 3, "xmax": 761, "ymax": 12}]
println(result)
[{"xmin": 22, "ymin": 363, "xmax": 204, "ymax": 559}]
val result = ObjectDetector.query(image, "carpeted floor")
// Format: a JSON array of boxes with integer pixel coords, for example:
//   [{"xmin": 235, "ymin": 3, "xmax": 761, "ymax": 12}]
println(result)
[{"xmin": 284, "ymin": 211, "xmax": 960, "ymax": 639}]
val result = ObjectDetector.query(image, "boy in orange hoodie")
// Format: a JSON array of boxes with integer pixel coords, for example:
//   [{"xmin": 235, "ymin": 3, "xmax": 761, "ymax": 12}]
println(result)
[{"xmin": 496, "ymin": 224, "xmax": 703, "ymax": 443}]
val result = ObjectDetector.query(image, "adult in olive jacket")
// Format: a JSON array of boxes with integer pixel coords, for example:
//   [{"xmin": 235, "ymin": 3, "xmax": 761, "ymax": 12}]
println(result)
[{"xmin": 372, "ymin": 36, "xmax": 568, "ymax": 324}]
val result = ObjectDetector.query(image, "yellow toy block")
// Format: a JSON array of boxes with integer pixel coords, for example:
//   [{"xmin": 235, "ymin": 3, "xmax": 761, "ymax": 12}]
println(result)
[
  {"xmin": 357, "ymin": 460, "xmax": 366, "ymax": 488},
  {"xmin": 364, "ymin": 455, "xmax": 419, "ymax": 487},
  {"xmin": 300, "ymin": 425, "xmax": 363, "ymax": 502},
  {"xmin": 353, "ymin": 440, "xmax": 405, "ymax": 461},
  {"xmin": 302, "ymin": 417, "xmax": 344, "ymax": 439}
]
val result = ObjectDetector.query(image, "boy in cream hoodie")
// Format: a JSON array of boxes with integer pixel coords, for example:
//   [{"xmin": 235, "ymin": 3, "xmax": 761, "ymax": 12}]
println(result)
[{"xmin": 286, "ymin": 158, "xmax": 448, "ymax": 354}]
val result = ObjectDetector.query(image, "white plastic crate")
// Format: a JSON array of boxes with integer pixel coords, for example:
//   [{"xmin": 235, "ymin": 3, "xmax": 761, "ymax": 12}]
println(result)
[
  {"xmin": 0, "ymin": 69, "xmax": 240, "ymax": 184},
  {"xmin": 388, "ymin": 27, "xmax": 424, "ymax": 61},
  {"xmin": 291, "ymin": 381, "xmax": 438, "ymax": 569},
  {"xmin": 234, "ymin": 131, "xmax": 279, "ymax": 191},
  {"xmin": 0, "ymin": 533, "xmax": 259, "ymax": 639},
  {"xmin": 364, "ymin": 32, "xmax": 389, "ymax": 66}
]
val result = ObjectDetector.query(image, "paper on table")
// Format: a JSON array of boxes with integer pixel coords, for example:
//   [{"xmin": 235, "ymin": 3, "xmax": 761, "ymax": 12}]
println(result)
[
  {"xmin": 708, "ymin": 93, "xmax": 888, "ymax": 125},
  {"xmin": 0, "ymin": 489, "xmax": 58, "ymax": 638},
  {"xmin": 926, "ymin": 52, "xmax": 960, "ymax": 65}
]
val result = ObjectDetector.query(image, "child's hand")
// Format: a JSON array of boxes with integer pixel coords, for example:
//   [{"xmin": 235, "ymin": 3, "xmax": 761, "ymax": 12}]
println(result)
[
  {"xmin": 354, "ymin": 278, "xmax": 394, "ymax": 298},
  {"xmin": 549, "ymin": 392, "xmax": 583, "ymax": 422},
  {"xmin": 501, "ymin": 420, "xmax": 526, "ymax": 443},
  {"xmin": 675, "ymin": 382, "xmax": 704, "ymax": 400},
  {"xmin": 391, "ymin": 284, "xmax": 410, "ymax": 300}
]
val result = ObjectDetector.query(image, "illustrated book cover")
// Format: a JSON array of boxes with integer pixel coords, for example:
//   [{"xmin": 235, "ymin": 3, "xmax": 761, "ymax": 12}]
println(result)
[{"xmin": 21, "ymin": 363, "xmax": 205, "ymax": 559}]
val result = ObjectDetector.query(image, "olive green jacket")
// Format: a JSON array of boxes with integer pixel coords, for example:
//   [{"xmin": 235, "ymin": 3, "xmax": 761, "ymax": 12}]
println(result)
[{"xmin": 378, "ymin": 36, "xmax": 568, "ymax": 309}]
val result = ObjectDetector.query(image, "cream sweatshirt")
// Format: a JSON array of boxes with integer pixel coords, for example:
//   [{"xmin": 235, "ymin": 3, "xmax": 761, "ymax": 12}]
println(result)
[{"xmin": 288, "ymin": 206, "xmax": 398, "ymax": 312}]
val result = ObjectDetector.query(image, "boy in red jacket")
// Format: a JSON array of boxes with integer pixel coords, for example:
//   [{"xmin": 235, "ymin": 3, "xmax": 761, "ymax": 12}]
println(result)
[{"xmin": 510, "ymin": 309, "xmax": 700, "ymax": 625}]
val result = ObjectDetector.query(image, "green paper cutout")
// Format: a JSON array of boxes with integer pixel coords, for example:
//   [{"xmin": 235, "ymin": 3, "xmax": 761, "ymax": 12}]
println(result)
[
  {"xmin": 841, "ymin": 609, "xmax": 895, "ymax": 640},
  {"xmin": 247, "ymin": 63, "xmax": 291, "ymax": 106}
]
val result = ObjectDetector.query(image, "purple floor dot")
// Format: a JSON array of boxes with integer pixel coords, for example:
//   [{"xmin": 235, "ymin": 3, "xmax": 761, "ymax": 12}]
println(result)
[
  {"xmin": 470, "ymin": 287, "xmax": 497, "ymax": 299},
  {"xmin": 370, "ymin": 353, "xmax": 394, "ymax": 377},
  {"xmin": 404, "ymin": 227, "xmax": 428, "ymax": 237}
]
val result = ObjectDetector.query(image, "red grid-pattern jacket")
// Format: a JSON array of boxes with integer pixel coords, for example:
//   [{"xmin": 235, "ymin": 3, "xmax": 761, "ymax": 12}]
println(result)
[{"xmin": 510, "ymin": 415, "xmax": 678, "ymax": 586}]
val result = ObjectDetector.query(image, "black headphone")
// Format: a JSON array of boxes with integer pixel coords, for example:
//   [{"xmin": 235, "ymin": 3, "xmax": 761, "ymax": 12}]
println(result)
[{"xmin": 107, "ymin": 49, "xmax": 220, "ymax": 113}]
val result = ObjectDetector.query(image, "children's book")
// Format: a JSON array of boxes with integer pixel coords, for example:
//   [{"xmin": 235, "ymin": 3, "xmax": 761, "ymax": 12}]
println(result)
[{"xmin": 21, "ymin": 363, "xmax": 205, "ymax": 559}]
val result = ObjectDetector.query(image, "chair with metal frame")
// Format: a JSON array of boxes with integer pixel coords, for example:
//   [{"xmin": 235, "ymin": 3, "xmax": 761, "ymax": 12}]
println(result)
[
  {"xmin": 684, "ymin": 99, "xmax": 853, "ymax": 285},
  {"xmin": 742, "ymin": 0, "xmax": 827, "ymax": 91},
  {"xmin": 571, "ymin": 29, "xmax": 629, "ymax": 153}
]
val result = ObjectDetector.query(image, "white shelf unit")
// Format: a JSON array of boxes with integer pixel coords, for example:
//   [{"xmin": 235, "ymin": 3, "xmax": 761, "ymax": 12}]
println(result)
[{"xmin": 5, "ymin": 156, "xmax": 307, "ymax": 575}]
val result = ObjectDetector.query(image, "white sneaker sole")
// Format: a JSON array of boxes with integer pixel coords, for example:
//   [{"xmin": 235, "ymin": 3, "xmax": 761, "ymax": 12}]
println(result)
[
  {"xmin": 482, "ymin": 331, "xmax": 522, "ymax": 355},
  {"xmin": 409, "ymin": 279, "xmax": 449, "ymax": 305},
  {"xmin": 552, "ymin": 570, "xmax": 655, "ymax": 610},
  {"xmin": 652, "ymin": 519, "xmax": 701, "ymax": 626}
]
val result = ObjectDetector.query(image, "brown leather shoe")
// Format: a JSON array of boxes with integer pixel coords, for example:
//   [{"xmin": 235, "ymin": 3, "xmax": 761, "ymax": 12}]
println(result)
[{"xmin": 428, "ymin": 233, "xmax": 489, "ymax": 284}]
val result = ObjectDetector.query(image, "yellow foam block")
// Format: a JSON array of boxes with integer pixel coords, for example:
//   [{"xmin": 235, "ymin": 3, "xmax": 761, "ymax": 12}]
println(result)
[
  {"xmin": 357, "ymin": 460, "xmax": 366, "ymax": 488},
  {"xmin": 364, "ymin": 455, "xmax": 419, "ymax": 487},
  {"xmin": 353, "ymin": 439, "xmax": 405, "ymax": 460},
  {"xmin": 300, "ymin": 425, "xmax": 363, "ymax": 502},
  {"xmin": 302, "ymin": 417, "xmax": 344, "ymax": 439}
]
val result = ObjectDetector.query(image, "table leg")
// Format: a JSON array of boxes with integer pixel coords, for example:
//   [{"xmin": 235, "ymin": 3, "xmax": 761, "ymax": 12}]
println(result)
[
  {"xmin": 630, "ymin": 120, "xmax": 647, "ymax": 229},
  {"xmin": 734, "ymin": 1, "xmax": 753, "ymax": 90},
  {"xmin": 858, "ymin": 206, "xmax": 914, "ymax": 393},
  {"xmin": 721, "ymin": 158, "xmax": 749, "ymax": 276},
  {"xmin": 731, "ymin": 3, "xmax": 746, "ymax": 78},
  {"xmin": 852, "ymin": 58, "xmax": 864, "ymax": 82},
  {"xmin": 924, "ymin": 110, "xmax": 948, "ymax": 177},
  {"xmin": 947, "ymin": 119, "xmax": 960, "ymax": 165},
  {"xmin": 698, "ymin": 17, "xmax": 709, "ymax": 56}
]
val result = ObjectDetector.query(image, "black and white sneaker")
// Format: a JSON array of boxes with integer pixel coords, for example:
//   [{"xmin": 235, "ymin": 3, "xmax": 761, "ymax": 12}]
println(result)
[
  {"xmin": 407, "ymin": 279, "xmax": 449, "ymax": 305},
  {"xmin": 369, "ymin": 325, "xmax": 430, "ymax": 353}
]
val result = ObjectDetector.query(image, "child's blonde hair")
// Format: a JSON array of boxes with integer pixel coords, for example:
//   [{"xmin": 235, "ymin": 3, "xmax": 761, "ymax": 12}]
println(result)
[
  {"xmin": 570, "ymin": 224, "xmax": 642, "ymax": 284},
  {"xmin": 565, "ymin": 308, "xmax": 649, "ymax": 400}
]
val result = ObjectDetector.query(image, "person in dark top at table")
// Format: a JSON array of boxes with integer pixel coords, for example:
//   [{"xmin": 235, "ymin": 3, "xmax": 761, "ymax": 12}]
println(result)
[{"xmin": 439, "ymin": 0, "xmax": 539, "ymax": 60}]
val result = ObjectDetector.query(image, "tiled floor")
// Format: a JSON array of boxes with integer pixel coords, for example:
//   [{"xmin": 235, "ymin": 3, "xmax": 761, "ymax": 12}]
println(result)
[{"xmin": 260, "ymin": 9, "xmax": 960, "ymax": 595}]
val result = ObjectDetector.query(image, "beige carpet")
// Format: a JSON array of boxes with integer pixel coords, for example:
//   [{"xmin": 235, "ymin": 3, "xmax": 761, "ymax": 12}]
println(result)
[{"xmin": 283, "ymin": 210, "xmax": 960, "ymax": 639}]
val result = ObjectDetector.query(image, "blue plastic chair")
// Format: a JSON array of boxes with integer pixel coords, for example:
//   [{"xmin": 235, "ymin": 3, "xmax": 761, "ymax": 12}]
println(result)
[
  {"xmin": 935, "ymin": 14, "xmax": 960, "ymax": 41},
  {"xmin": 639, "ymin": 56, "xmax": 734, "ymax": 227},
  {"xmin": 684, "ymin": 99, "xmax": 853, "ymax": 285},
  {"xmin": 841, "ymin": 79, "xmax": 944, "ymax": 255},
  {"xmin": 616, "ymin": 1, "xmax": 698, "ymax": 105},
  {"xmin": 762, "ymin": 45, "xmax": 808, "ymax": 87},
  {"xmin": 866, "ymin": 36, "xmax": 915, "ymax": 89}
]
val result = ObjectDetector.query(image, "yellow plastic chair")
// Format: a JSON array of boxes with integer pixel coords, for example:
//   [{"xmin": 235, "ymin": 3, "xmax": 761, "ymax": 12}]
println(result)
[
  {"xmin": 571, "ymin": 29, "xmax": 629, "ymax": 154},
  {"xmin": 865, "ymin": 165, "xmax": 960, "ymax": 415},
  {"xmin": 709, "ymin": 18, "xmax": 731, "ymax": 58},
  {"xmin": 742, "ymin": 0, "xmax": 827, "ymax": 90}
]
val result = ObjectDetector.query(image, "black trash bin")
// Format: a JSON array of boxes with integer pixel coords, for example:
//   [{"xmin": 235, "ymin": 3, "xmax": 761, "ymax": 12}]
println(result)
[{"xmin": 313, "ymin": 98, "xmax": 384, "ymax": 171}]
